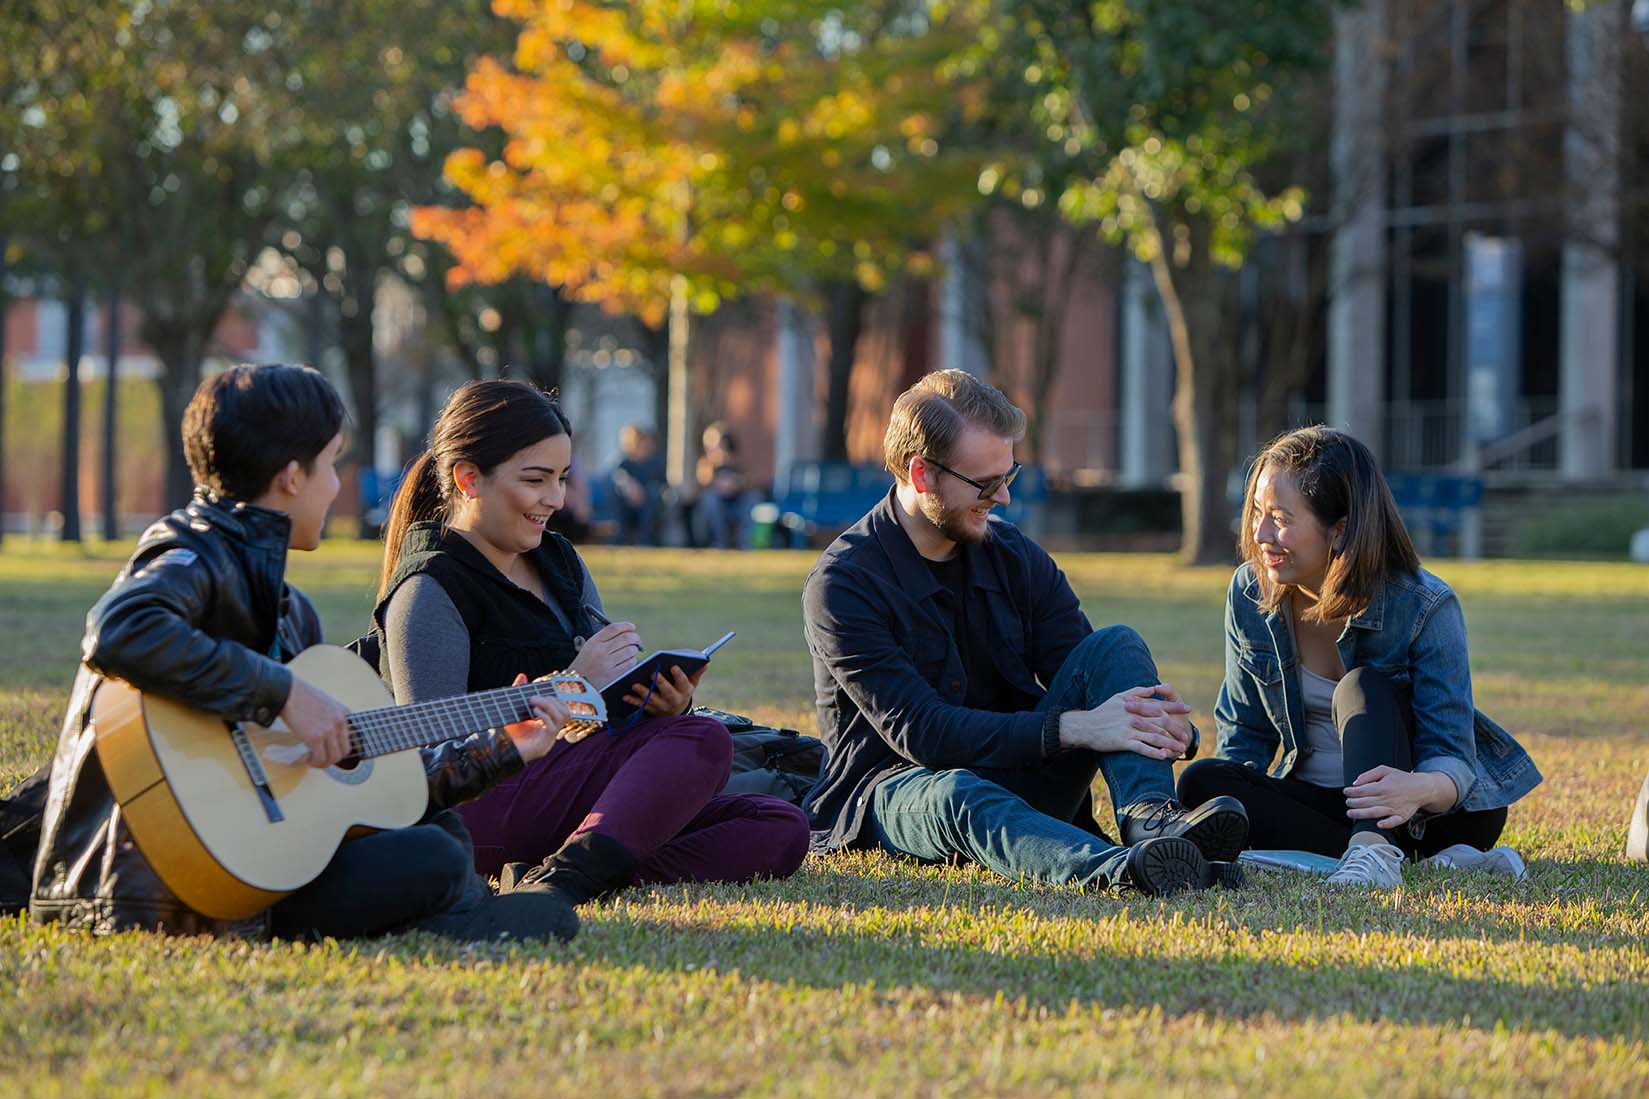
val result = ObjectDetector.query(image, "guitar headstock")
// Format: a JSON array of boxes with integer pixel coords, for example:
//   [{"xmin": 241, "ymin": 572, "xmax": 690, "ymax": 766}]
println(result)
[{"xmin": 539, "ymin": 671, "xmax": 608, "ymax": 743}]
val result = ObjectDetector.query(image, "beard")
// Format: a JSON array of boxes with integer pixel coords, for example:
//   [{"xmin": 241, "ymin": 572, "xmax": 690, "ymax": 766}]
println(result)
[{"xmin": 918, "ymin": 491, "xmax": 991, "ymax": 546}]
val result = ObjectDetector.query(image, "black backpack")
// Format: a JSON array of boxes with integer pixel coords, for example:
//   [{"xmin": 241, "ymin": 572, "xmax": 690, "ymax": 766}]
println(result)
[
  {"xmin": 1, "ymin": 766, "xmax": 50, "ymax": 915},
  {"xmin": 692, "ymin": 706, "xmax": 825, "ymax": 806}
]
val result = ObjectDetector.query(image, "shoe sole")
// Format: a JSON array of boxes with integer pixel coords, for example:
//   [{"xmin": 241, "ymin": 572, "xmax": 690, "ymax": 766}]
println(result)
[
  {"xmin": 1204, "ymin": 860, "xmax": 1246, "ymax": 890},
  {"xmin": 1129, "ymin": 837, "xmax": 1211, "ymax": 896},
  {"xmin": 1179, "ymin": 805, "xmax": 1250, "ymax": 863}
]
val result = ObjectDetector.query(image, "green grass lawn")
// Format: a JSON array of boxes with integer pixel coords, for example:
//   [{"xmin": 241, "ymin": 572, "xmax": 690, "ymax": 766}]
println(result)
[{"xmin": 2, "ymin": 539, "xmax": 1647, "ymax": 1097}]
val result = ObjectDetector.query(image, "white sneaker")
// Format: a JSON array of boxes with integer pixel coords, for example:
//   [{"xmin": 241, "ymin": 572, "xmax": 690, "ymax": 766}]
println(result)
[
  {"xmin": 1325, "ymin": 842, "xmax": 1405, "ymax": 888},
  {"xmin": 1421, "ymin": 843, "xmax": 1527, "ymax": 881}
]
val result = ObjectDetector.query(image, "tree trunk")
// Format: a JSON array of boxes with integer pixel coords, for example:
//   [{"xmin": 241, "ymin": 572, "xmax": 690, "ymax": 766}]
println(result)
[
  {"xmin": 525, "ymin": 282, "xmax": 568, "ymax": 393},
  {"xmin": 821, "ymin": 279, "xmax": 868, "ymax": 463},
  {"xmin": 637, "ymin": 319, "xmax": 671, "ymax": 433},
  {"xmin": 60, "ymin": 288, "xmax": 86, "ymax": 543},
  {"xmin": 101, "ymin": 286, "xmax": 121, "ymax": 540},
  {"xmin": 155, "ymin": 334, "xmax": 205, "ymax": 510},
  {"xmin": 1027, "ymin": 224, "xmax": 1084, "ymax": 467},
  {"xmin": 340, "ymin": 264, "xmax": 382, "ymax": 539},
  {"xmin": 1146, "ymin": 237, "xmax": 1239, "ymax": 566}
]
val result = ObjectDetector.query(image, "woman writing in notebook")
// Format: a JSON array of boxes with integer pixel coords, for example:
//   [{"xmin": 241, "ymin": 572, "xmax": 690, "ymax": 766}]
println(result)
[
  {"xmin": 373, "ymin": 380, "xmax": 809, "ymax": 908},
  {"xmin": 1176, "ymin": 427, "xmax": 1541, "ymax": 888}
]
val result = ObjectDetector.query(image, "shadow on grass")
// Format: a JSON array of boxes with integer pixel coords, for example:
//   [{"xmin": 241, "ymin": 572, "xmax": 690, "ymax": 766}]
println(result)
[
  {"xmin": 735, "ymin": 857, "xmax": 1649, "ymax": 951},
  {"xmin": 584, "ymin": 900, "xmax": 1649, "ymax": 1043}
]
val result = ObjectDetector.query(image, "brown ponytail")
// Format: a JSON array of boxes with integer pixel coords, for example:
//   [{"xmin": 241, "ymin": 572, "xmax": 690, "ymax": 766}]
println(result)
[
  {"xmin": 377, "ymin": 451, "xmax": 446, "ymax": 598},
  {"xmin": 376, "ymin": 379, "xmax": 573, "ymax": 599}
]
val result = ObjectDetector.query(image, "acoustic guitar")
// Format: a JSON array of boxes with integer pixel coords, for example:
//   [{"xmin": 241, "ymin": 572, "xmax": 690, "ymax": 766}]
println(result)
[{"xmin": 92, "ymin": 644, "xmax": 606, "ymax": 920}]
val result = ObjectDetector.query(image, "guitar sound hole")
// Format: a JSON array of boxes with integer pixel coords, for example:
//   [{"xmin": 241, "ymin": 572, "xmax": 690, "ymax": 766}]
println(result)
[{"xmin": 326, "ymin": 755, "xmax": 373, "ymax": 786}]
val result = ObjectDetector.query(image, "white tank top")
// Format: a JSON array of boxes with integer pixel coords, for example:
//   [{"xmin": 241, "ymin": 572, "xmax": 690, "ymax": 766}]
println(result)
[{"xmin": 1294, "ymin": 665, "xmax": 1344, "ymax": 787}]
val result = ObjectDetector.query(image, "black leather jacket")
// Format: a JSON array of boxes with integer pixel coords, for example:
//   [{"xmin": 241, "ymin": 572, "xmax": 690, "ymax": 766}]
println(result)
[{"xmin": 30, "ymin": 491, "xmax": 523, "ymax": 936}]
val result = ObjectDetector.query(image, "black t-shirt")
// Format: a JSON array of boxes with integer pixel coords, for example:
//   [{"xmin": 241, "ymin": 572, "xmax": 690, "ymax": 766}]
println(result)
[{"xmin": 926, "ymin": 553, "xmax": 1012, "ymax": 712}]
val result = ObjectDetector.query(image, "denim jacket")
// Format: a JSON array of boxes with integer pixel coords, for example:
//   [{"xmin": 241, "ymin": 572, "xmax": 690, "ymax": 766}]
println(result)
[{"xmin": 1215, "ymin": 562, "xmax": 1540, "ymax": 813}]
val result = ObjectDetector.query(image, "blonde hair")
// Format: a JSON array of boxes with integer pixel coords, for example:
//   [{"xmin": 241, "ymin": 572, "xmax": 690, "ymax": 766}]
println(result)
[
  {"xmin": 1239, "ymin": 426, "xmax": 1420, "ymax": 622},
  {"xmin": 883, "ymin": 370, "xmax": 1025, "ymax": 484}
]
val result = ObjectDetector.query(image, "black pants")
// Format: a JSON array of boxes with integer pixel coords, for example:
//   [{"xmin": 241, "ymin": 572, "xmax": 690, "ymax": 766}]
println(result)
[
  {"xmin": 269, "ymin": 811, "xmax": 480, "ymax": 940},
  {"xmin": 1178, "ymin": 667, "xmax": 1506, "ymax": 858}
]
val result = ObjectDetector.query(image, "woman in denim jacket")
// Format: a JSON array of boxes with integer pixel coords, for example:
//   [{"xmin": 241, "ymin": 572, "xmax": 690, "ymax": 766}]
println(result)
[{"xmin": 1178, "ymin": 427, "xmax": 1541, "ymax": 887}]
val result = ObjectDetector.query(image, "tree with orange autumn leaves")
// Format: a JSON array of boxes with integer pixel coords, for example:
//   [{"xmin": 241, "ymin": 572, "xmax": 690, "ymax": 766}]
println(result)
[{"xmin": 413, "ymin": 0, "xmax": 998, "ymax": 463}]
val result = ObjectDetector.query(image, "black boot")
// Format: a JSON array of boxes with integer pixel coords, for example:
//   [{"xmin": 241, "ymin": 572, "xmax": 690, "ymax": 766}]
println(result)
[
  {"xmin": 1121, "ymin": 838, "xmax": 1247, "ymax": 896},
  {"xmin": 416, "ymin": 875, "xmax": 579, "ymax": 943},
  {"xmin": 499, "ymin": 832, "xmax": 639, "ymax": 907},
  {"xmin": 1118, "ymin": 796, "xmax": 1249, "ymax": 862},
  {"xmin": 1123, "ymin": 837, "xmax": 1207, "ymax": 895}
]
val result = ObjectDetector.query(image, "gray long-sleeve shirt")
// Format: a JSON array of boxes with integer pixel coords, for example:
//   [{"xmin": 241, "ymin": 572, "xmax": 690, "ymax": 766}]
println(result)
[{"xmin": 381, "ymin": 561, "xmax": 602, "ymax": 704}]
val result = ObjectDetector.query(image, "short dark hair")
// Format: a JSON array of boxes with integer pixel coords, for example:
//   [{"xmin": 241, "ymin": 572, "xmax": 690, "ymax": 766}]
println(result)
[{"xmin": 182, "ymin": 364, "xmax": 347, "ymax": 501}]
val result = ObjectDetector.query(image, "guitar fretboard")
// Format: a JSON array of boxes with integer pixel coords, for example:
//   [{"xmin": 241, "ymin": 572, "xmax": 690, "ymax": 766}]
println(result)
[{"xmin": 343, "ymin": 677, "xmax": 603, "ymax": 757}]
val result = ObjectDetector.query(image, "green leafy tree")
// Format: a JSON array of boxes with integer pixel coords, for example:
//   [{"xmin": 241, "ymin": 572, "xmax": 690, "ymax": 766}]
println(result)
[{"xmin": 997, "ymin": 0, "xmax": 1333, "ymax": 562}]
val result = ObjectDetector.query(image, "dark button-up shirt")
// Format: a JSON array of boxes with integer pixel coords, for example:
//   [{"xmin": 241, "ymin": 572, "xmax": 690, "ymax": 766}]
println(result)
[{"xmin": 802, "ymin": 489, "xmax": 1091, "ymax": 849}]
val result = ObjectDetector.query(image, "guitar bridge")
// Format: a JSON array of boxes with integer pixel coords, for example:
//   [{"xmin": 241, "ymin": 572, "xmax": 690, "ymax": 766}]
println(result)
[{"xmin": 229, "ymin": 724, "xmax": 285, "ymax": 823}]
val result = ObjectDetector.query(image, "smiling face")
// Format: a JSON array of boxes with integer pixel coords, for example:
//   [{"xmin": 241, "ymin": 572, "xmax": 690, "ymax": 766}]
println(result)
[
  {"xmin": 1249, "ymin": 465, "xmax": 1343, "ymax": 595},
  {"xmin": 451, "ymin": 433, "xmax": 572, "ymax": 559},
  {"xmin": 912, "ymin": 423, "xmax": 1016, "ymax": 547}
]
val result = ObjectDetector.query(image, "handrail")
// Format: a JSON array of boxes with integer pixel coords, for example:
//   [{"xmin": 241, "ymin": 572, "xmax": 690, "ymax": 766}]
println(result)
[{"xmin": 1465, "ymin": 406, "xmax": 1602, "ymax": 471}]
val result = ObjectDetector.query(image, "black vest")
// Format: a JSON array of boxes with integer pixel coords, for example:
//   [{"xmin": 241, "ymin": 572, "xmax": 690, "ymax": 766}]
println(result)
[{"xmin": 374, "ymin": 522, "xmax": 594, "ymax": 692}]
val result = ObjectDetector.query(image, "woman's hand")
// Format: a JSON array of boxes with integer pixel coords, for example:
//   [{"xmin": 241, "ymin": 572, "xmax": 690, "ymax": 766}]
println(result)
[
  {"xmin": 628, "ymin": 664, "xmax": 708, "ymax": 717},
  {"xmin": 500, "ymin": 673, "xmax": 574, "ymax": 762},
  {"xmin": 1344, "ymin": 766, "xmax": 1457, "ymax": 829},
  {"xmin": 569, "ymin": 621, "xmax": 642, "ymax": 686}
]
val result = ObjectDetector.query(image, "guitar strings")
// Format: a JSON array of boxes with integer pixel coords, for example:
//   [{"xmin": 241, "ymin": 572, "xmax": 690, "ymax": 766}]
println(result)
[{"xmin": 342, "ymin": 676, "xmax": 602, "ymax": 757}]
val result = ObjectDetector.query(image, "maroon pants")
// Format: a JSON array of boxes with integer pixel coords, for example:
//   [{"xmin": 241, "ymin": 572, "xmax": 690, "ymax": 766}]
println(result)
[{"xmin": 456, "ymin": 714, "xmax": 810, "ymax": 884}]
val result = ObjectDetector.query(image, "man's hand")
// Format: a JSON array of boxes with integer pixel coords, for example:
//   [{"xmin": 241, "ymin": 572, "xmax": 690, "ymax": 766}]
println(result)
[
  {"xmin": 499, "ymin": 673, "xmax": 573, "ymax": 762},
  {"xmin": 1345, "ymin": 766, "xmax": 1456, "ymax": 829},
  {"xmin": 1057, "ymin": 684, "xmax": 1194, "ymax": 760},
  {"xmin": 628, "ymin": 663, "xmax": 708, "ymax": 717},
  {"xmin": 569, "ymin": 621, "xmax": 642, "ymax": 685},
  {"xmin": 279, "ymin": 678, "xmax": 353, "ymax": 768}
]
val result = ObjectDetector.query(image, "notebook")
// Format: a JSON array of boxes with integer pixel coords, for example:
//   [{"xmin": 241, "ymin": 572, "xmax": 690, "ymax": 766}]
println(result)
[
  {"xmin": 1236, "ymin": 849, "xmax": 1343, "ymax": 875},
  {"xmin": 600, "ymin": 631, "xmax": 736, "ymax": 724}
]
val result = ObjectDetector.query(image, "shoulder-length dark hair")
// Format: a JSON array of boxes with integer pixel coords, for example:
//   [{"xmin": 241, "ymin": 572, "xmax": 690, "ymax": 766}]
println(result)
[
  {"xmin": 1239, "ymin": 426, "xmax": 1420, "ymax": 622},
  {"xmin": 378, "ymin": 379, "xmax": 572, "ymax": 598}
]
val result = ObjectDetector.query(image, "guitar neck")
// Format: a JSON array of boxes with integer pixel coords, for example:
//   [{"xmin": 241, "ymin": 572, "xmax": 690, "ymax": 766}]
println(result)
[{"xmin": 345, "ymin": 679, "xmax": 593, "ymax": 758}]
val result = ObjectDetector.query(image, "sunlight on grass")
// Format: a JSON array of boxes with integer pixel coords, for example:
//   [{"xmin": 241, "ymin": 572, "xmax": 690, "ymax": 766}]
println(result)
[{"xmin": 1, "ymin": 542, "xmax": 1646, "ymax": 1096}]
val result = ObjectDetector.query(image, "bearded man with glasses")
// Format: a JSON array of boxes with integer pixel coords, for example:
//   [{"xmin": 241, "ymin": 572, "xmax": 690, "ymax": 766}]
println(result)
[{"xmin": 800, "ymin": 370, "xmax": 1249, "ymax": 895}]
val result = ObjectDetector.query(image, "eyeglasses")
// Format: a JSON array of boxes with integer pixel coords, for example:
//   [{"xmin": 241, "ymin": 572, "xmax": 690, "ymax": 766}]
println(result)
[{"xmin": 920, "ymin": 457, "xmax": 1022, "ymax": 500}]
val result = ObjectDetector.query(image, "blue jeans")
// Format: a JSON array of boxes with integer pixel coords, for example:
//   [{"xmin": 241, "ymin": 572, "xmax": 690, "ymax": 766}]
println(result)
[{"xmin": 867, "ymin": 625, "xmax": 1179, "ymax": 888}]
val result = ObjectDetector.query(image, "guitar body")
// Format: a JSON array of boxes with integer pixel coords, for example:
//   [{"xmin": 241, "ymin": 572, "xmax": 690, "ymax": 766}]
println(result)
[{"xmin": 94, "ymin": 645, "xmax": 428, "ymax": 920}]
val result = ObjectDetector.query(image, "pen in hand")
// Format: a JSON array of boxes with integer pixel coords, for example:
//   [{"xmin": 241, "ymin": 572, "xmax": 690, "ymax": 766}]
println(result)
[{"xmin": 583, "ymin": 602, "xmax": 643, "ymax": 655}]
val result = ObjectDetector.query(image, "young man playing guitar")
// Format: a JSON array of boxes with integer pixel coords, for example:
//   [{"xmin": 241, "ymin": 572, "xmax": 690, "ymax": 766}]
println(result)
[{"xmin": 31, "ymin": 364, "xmax": 582, "ymax": 941}]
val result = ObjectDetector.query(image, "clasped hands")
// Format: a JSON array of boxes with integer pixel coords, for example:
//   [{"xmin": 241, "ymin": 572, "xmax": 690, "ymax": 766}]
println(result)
[{"xmin": 1057, "ymin": 683, "xmax": 1196, "ymax": 760}]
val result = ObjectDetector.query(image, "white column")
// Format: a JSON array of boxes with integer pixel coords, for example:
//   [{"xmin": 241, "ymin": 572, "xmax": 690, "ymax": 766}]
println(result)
[
  {"xmin": 1559, "ymin": 2, "xmax": 1623, "ymax": 479},
  {"xmin": 1326, "ymin": 0, "xmax": 1388, "ymax": 456},
  {"xmin": 1118, "ymin": 261, "xmax": 1174, "ymax": 488},
  {"xmin": 774, "ymin": 299, "xmax": 818, "ymax": 491},
  {"xmin": 938, "ymin": 230, "xmax": 988, "ymax": 378}
]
